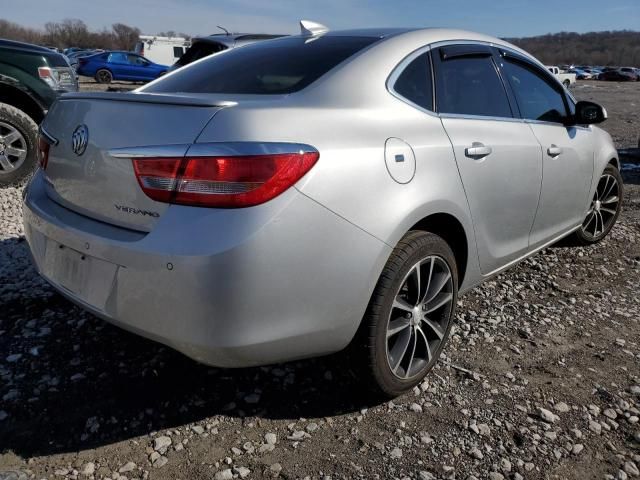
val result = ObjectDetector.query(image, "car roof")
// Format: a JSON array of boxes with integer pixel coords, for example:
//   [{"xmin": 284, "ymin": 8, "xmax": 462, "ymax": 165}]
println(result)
[{"xmin": 0, "ymin": 38, "xmax": 63, "ymax": 55}]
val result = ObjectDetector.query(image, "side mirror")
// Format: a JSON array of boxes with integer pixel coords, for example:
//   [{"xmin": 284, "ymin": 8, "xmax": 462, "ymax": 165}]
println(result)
[{"xmin": 574, "ymin": 101, "xmax": 607, "ymax": 125}]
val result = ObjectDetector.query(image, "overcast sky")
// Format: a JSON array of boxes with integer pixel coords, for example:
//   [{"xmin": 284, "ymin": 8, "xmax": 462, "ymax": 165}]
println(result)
[{"xmin": 4, "ymin": 0, "xmax": 640, "ymax": 38}]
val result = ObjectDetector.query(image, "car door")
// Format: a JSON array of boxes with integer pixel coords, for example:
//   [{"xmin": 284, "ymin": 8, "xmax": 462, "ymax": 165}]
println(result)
[
  {"xmin": 433, "ymin": 45, "xmax": 543, "ymax": 274},
  {"xmin": 107, "ymin": 52, "xmax": 129, "ymax": 80},
  {"xmin": 498, "ymin": 52, "xmax": 594, "ymax": 247},
  {"xmin": 126, "ymin": 54, "xmax": 154, "ymax": 80}
]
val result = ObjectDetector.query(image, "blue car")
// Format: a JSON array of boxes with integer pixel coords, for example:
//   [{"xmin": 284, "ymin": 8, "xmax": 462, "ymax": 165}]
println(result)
[{"xmin": 77, "ymin": 51, "xmax": 168, "ymax": 84}]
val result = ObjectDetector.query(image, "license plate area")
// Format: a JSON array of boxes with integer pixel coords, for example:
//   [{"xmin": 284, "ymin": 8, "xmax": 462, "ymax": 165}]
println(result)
[
  {"xmin": 42, "ymin": 240, "xmax": 118, "ymax": 311},
  {"xmin": 47, "ymin": 244, "xmax": 87, "ymax": 293}
]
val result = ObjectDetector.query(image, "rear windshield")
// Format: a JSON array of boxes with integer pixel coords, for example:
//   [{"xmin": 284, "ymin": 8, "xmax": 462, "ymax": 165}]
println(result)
[
  {"xmin": 45, "ymin": 53, "xmax": 69, "ymax": 67},
  {"xmin": 174, "ymin": 41, "xmax": 227, "ymax": 67},
  {"xmin": 147, "ymin": 36, "xmax": 379, "ymax": 95}
]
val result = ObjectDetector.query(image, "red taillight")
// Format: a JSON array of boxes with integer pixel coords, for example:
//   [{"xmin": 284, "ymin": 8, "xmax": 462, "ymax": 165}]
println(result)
[
  {"xmin": 37, "ymin": 134, "xmax": 50, "ymax": 169},
  {"xmin": 132, "ymin": 152, "xmax": 319, "ymax": 208}
]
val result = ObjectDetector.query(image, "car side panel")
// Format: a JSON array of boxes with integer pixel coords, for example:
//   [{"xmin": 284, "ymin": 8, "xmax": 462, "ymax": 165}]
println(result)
[{"xmin": 195, "ymin": 100, "xmax": 481, "ymax": 293}]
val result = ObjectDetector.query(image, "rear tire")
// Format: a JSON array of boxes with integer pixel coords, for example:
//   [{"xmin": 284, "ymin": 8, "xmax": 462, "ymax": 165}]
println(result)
[
  {"xmin": 570, "ymin": 165, "xmax": 623, "ymax": 245},
  {"xmin": 95, "ymin": 69, "xmax": 113, "ymax": 84},
  {"xmin": 354, "ymin": 231, "xmax": 458, "ymax": 397},
  {"xmin": 0, "ymin": 103, "xmax": 38, "ymax": 187},
  {"xmin": 563, "ymin": 79, "xmax": 571, "ymax": 88}
]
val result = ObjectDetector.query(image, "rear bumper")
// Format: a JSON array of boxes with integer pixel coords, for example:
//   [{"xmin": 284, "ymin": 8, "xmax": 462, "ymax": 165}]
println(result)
[{"xmin": 23, "ymin": 171, "xmax": 391, "ymax": 367}]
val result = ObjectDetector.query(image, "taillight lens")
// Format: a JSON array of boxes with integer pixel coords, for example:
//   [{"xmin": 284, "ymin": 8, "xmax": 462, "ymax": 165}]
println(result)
[
  {"xmin": 38, "ymin": 66, "xmax": 60, "ymax": 89},
  {"xmin": 132, "ymin": 152, "xmax": 319, "ymax": 208},
  {"xmin": 37, "ymin": 134, "xmax": 51, "ymax": 169}
]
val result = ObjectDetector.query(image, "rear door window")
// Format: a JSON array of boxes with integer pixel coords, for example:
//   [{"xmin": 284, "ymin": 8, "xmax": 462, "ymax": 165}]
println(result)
[
  {"xmin": 147, "ymin": 36, "xmax": 380, "ymax": 94},
  {"xmin": 501, "ymin": 59, "xmax": 568, "ymax": 123},
  {"xmin": 434, "ymin": 52, "xmax": 513, "ymax": 118},
  {"xmin": 392, "ymin": 51, "xmax": 433, "ymax": 111},
  {"xmin": 108, "ymin": 52, "xmax": 128, "ymax": 64}
]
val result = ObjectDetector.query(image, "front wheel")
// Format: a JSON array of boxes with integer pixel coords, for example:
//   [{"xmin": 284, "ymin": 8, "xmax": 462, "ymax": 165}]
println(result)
[
  {"xmin": 355, "ymin": 231, "xmax": 458, "ymax": 397},
  {"xmin": 570, "ymin": 165, "xmax": 623, "ymax": 245}
]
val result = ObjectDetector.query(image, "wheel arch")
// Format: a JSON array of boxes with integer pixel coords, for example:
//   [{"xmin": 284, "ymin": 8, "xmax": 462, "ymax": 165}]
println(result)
[
  {"xmin": 0, "ymin": 82, "xmax": 46, "ymax": 124},
  {"xmin": 408, "ymin": 212, "xmax": 470, "ymax": 288},
  {"xmin": 96, "ymin": 68, "xmax": 113, "ymax": 80}
]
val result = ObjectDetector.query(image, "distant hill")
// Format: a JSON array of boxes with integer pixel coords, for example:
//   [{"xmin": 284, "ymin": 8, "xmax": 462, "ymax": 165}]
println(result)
[{"xmin": 507, "ymin": 30, "xmax": 640, "ymax": 66}]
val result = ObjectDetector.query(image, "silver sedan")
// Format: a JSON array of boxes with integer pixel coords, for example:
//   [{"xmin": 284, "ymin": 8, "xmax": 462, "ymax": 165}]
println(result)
[{"xmin": 24, "ymin": 25, "xmax": 622, "ymax": 396}]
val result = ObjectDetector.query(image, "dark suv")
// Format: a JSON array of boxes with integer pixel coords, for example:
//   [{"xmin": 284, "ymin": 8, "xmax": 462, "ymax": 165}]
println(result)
[
  {"xmin": 169, "ymin": 33, "xmax": 285, "ymax": 71},
  {"xmin": 0, "ymin": 39, "xmax": 78, "ymax": 186}
]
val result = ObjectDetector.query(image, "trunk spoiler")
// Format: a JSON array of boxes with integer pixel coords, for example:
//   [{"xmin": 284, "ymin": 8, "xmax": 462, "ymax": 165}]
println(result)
[{"xmin": 59, "ymin": 91, "xmax": 237, "ymax": 108}]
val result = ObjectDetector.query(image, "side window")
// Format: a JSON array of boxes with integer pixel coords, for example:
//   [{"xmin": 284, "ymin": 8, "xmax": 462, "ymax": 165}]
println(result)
[
  {"xmin": 108, "ymin": 52, "xmax": 127, "ymax": 63},
  {"xmin": 392, "ymin": 51, "xmax": 433, "ymax": 111},
  {"xmin": 502, "ymin": 60, "xmax": 568, "ymax": 123},
  {"xmin": 173, "ymin": 46, "xmax": 184, "ymax": 58},
  {"xmin": 435, "ymin": 55, "xmax": 512, "ymax": 118},
  {"xmin": 127, "ymin": 54, "xmax": 148, "ymax": 65}
]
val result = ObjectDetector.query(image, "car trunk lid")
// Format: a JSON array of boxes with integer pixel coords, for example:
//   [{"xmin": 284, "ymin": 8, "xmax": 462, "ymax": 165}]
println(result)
[{"xmin": 41, "ymin": 92, "xmax": 231, "ymax": 231}]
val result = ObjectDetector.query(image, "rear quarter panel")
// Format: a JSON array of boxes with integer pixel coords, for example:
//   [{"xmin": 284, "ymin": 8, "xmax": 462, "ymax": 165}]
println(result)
[{"xmin": 195, "ymin": 95, "xmax": 480, "ymax": 292}]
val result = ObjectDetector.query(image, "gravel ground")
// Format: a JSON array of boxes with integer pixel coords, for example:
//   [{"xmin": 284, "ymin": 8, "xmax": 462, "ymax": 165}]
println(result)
[{"xmin": 0, "ymin": 81, "xmax": 639, "ymax": 480}]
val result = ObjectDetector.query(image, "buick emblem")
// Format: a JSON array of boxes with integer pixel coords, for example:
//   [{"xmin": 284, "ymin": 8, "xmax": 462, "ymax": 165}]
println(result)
[{"xmin": 71, "ymin": 124, "xmax": 89, "ymax": 156}]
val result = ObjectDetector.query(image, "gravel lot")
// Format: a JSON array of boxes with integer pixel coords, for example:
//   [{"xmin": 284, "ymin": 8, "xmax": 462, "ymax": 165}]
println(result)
[{"xmin": 1, "ymin": 81, "xmax": 639, "ymax": 480}]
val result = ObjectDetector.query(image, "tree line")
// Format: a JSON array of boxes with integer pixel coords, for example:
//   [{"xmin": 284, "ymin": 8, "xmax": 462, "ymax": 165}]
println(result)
[
  {"xmin": 0, "ymin": 19, "xmax": 142, "ymax": 50},
  {"xmin": 2, "ymin": 18, "xmax": 639, "ymax": 66},
  {"xmin": 507, "ymin": 30, "xmax": 640, "ymax": 66}
]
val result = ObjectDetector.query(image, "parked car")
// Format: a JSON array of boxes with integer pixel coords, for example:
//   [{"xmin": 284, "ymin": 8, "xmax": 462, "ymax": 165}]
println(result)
[
  {"xmin": 546, "ymin": 65, "xmax": 576, "ymax": 87},
  {"xmin": 134, "ymin": 35, "xmax": 190, "ymax": 66},
  {"xmin": 25, "ymin": 25, "xmax": 621, "ymax": 396},
  {"xmin": 76, "ymin": 51, "xmax": 168, "ymax": 83},
  {"xmin": 0, "ymin": 38, "xmax": 78, "ymax": 186},
  {"xmin": 170, "ymin": 33, "xmax": 286, "ymax": 71},
  {"xmin": 619, "ymin": 67, "xmax": 640, "ymax": 81},
  {"xmin": 569, "ymin": 67, "xmax": 593, "ymax": 80},
  {"xmin": 598, "ymin": 69, "xmax": 637, "ymax": 81}
]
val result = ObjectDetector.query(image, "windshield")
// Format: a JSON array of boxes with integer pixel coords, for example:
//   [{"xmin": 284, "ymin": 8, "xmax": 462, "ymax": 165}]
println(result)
[{"xmin": 146, "ymin": 35, "xmax": 379, "ymax": 95}]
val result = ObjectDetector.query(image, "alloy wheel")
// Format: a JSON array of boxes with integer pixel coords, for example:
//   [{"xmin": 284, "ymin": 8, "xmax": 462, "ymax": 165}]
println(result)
[
  {"xmin": 581, "ymin": 173, "xmax": 620, "ymax": 239},
  {"xmin": 0, "ymin": 122, "xmax": 28, "ymax": 175},
  {"xmin": 385, "ymin": 255, "xmax": 454, "ymax": 379}
]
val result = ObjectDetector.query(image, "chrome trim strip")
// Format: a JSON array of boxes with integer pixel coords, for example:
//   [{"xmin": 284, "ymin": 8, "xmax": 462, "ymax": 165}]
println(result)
[
  {"xmin": 39, "ymin": 126, "xmax": 59, "ymax": 146},
  {"xmin": 439, "ymin": 112, "xmax": 525, "ymax": 124},
  {"xmin": 108, "ymin": 142, "xmax": 319, "ymax": 159},
  {"xmin": 186, "ymin": 142, "xmax": 318, "ymax": 157},
  {"xmin": 108, "ymin": 144, "xmax": 191, "ymax": 158}
]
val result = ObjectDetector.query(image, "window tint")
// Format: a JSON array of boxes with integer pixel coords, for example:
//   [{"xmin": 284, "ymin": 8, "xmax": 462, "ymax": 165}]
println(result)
[
  {"xmin": 174, "ymin": 42, "xmax": 226, "ymax": 66},
  {"xmin": 147, "ymin": 36, "xmax": 379, "ymax": 94},
  {"xmin": 502, "ymin": 60, "xmax": 568, "ymax": 123},
  {"xmin": 108, "ymin": 52, "xmax": 128, "ymax": 63},
  {"xmin": 393, "ymin": 52, "xmax": 433, "ymax": 111},
  {"xmin": 435, "ymin": 55, "xmax": 512, "ymax": 118},
  {"xmin": 127, "ymin": 54, "xmax": 148, "ymax": 65}
]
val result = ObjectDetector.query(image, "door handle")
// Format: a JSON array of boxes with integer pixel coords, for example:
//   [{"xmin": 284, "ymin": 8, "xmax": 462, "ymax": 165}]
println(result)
[
  {"xmin": 465, "ymin": 142, "xmax": 492, "ymax": 159},
  {"xmin": 547, "ymin": 145, "xmax": 563, "ymax": 157}
]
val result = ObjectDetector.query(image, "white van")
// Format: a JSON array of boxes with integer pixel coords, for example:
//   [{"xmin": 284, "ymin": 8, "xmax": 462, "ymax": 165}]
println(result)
[{"xmin": 134, "ymin": 35, "xmax": 190, "ymax": 67}]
